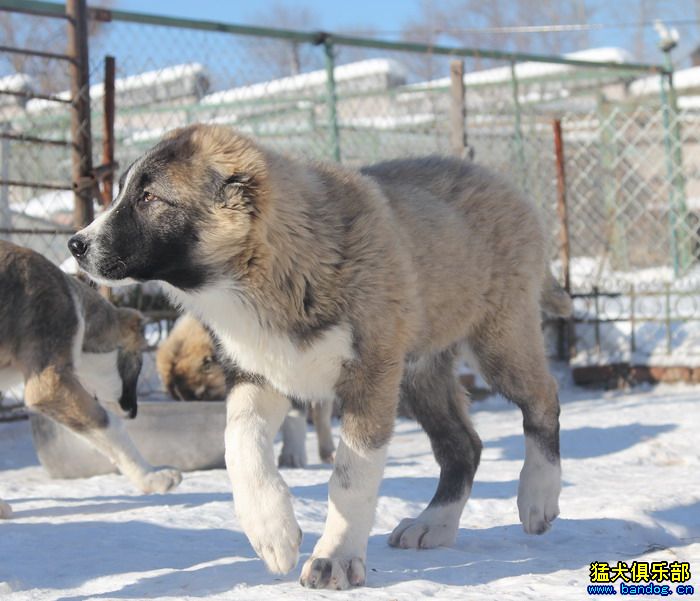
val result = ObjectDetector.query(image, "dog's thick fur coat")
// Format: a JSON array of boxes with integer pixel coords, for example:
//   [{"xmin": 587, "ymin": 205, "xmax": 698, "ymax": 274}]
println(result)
[
  {"xmin": 0, "ymin": 241, "xmax": 181, "ymax": 518},
  {"xmin": 71, "ymin": 124, "xmax": 569, "ymax": 589}
]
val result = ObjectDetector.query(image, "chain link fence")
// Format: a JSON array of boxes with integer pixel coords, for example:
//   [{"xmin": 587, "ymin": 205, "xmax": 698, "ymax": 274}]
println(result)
[{"xmin": 2, "ymin": 1, "xmax": 700, "ymax": 411}]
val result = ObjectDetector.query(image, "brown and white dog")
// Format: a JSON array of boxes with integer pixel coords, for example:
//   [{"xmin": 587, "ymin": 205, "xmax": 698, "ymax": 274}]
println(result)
[
  {"xmin": 156, "ymin": 312, "xmax": 335, "ymax": 466},
  {"xmin": 0, "ymin": 241, "xmax": 181, "ymax": 518},
  {"xmin": 69, "ymin": 124, "xmax": 570, "ymax": 589}
]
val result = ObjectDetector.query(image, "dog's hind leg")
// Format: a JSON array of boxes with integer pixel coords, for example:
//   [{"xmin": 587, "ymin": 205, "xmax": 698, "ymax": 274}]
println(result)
[
  {"xmin": 24, "ymin": 366, "xmax": 181, "ymax": 493},
  {"xmin": 389, "ymin": 348, "xmax": 482, "ymax": 549},
  {"xmin": 311, "ymin": 400, "xmax": 335, "ymax": 464},
  {"xmin": 278, "ymin": 407, "xmax": 308, "ymax": 468},
  {"xmin": 468, "ymin": 307, "xmax": 561, "ymax": 535}
]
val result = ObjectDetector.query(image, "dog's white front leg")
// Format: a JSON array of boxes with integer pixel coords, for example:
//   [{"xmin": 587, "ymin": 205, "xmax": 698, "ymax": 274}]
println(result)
[
  {"xmin": 300, "ymin": 436, "xmax": 387, "ymax": 589},
  {"xmin": 226, "ymin": 382, "xmax": 301, "ymax": 574}
]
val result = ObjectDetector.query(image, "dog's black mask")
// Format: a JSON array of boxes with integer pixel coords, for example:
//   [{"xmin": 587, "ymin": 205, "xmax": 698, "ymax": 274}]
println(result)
[{"xmin": 68, "ymin": 135, "xmax": 214, "ymax": 291}]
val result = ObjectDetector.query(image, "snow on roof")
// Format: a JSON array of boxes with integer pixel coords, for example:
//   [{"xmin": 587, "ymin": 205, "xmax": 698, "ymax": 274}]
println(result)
[
  {"xmin": 201, "ymin": 58, "xmax": 407, "ymax": 105},
  {"xmin": 678, "ymin": 95, "xmax": 700, "ymax": 109},
  {"xmin": 26, "ymin": 63, "xmax": 209, "ymax": 113},
  {"xmin": 0, "ymin": 73, "xmax": 35, "ymax": 106},
  {"xmin": 402, "ymin": 47, "xmax": 634, "ymax": 92},
  {"xmin": 341, "ymin": 113, "xmax": 436, "ymax": 130},
  {"xmin": 630, "ymin": 65, "xmax": 700, "ymax": 97},
  {"xmin": 0, "ymin": 73, "xmax": 35, "ymax": 92}
]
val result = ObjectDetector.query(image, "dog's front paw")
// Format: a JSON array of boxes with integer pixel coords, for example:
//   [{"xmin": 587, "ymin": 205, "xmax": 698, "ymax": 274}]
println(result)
[
  {"xmin": 300, "ymin": 556, "xmax": 365, "ymax": 589},
  {"xmin": 388, "ymin": 516, "xmax": 457, "ymax": 549},
  {"xmin": 238, "ymin": 480, "xmax": 301, "ymax": 574},
  {"xmin": 518, "ymin": 460, "xmax": 560, "ymax": 534},
  {"xmin": 139, "ymin": 467, "xmax": 183, "ymax": 494},
  {"xmin": 243, "ymin": 514, "xmax": 302, "ymax": 574},
  {"xmin": 0, "ymin": 500, "xmax": 12, "ymax": 519}
]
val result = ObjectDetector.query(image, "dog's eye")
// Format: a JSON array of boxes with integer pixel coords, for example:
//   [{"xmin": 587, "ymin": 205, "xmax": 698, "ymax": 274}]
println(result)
[{"xmin": 142, "ymin": 191, "xmax": 159, "ymax": 203}]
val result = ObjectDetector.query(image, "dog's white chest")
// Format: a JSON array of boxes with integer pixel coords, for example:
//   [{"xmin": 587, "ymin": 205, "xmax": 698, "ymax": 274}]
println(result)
[{"xmin": 168, "ymin": 286, "xmax": 354, "ymax": 402}]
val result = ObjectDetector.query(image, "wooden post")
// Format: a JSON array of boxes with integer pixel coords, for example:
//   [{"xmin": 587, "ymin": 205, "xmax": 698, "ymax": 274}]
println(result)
[
  {"xmin": 553, "ymin": 118, "xmax": 574, "ymax": 360},
  {"xmin": 67, "ymin": 0, "xmax": 94, "ymax": 228},
  {"xmin": 450, "ymin": 59, "xmax": 467, "ymax": 158},
  {"xmin": 101, "ymin": 55, "xmax": 115, "ymax": 208}
]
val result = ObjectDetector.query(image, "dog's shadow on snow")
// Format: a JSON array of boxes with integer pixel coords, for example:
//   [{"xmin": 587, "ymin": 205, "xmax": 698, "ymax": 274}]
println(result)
[
  {"xmin": 8, "ymin": 512, "xmax": 693, "ymax": 599},
  {"xmin": 364, "ymin": 510, "xmax": 693, "ymax": 589},
  {"xmin": 6, "ymin": 491, "xmax": 232, "ymax": 519},
  {"xmin": 1, "ymin": 519, "xmax": 285, "ymax": 599},
  {"xmin": 4, "ymin": 499, "xmax": 697, "ymax": 598},
  {"xmin": 493, "ymin": 422, "xmax": 677, "ymax": 461}
]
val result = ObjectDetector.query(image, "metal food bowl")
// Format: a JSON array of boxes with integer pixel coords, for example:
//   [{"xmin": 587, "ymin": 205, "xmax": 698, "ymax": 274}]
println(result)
[{"xmin": 30, "ymin": 398, "xmax": 226, "ymax": 478}]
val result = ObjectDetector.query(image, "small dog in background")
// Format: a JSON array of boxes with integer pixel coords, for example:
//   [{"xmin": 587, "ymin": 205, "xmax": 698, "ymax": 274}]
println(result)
[
  {"xmin": 0, "ymin": 241, "xmax": 181, "ymax": 518},
  {"xmin": 157, "ymin": 313, "xmax": 334, "ymax": 466}
]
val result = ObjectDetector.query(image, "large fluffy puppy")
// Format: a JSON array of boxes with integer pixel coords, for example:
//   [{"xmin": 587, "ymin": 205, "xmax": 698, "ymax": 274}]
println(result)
[
  {"xmin": 156, "ymin": 313, "xmax": 335, "ymax": 466},
  {"xmin": 70, "ymin": 124, "xmax": 570, "ymax": 589},
  {"xmin": 0, "ymin": 241, "xmax": 181, "ymax": 518}
]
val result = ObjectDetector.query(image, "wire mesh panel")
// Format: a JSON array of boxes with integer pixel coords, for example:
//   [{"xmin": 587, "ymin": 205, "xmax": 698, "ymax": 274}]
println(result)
[
  {"xmin": 0, "ymin": 9, "xmax": 75, "ymax": 267},
  {"xmin": 2, "ymin": 1, "xmax": 700, "ymax": 386}
]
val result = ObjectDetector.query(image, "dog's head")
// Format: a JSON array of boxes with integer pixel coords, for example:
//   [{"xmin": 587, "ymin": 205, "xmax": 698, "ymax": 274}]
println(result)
[
  {"xmin": 68, "ymin": 125, "xmax": 269, "ymax": 291},
  {"xmin": 156, "ymin": 315, "xmax": 227, "ymax": 401},
  {"xmin": 116, "ymin": 307, "xmax": 146, "ymax": 418}
]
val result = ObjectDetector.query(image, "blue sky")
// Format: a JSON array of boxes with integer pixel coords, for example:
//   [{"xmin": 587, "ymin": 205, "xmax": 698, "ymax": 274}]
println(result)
[
  {"xmin": 83, "ymin": 0, "xmax": 698, "ymax": 67},
  {"xmin": 96, "ymin": 0, "xmax": 423, "ymax": 35}
]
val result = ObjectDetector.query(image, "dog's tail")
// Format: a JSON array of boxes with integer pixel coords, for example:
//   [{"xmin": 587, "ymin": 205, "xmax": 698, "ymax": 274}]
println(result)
[{"xmin": 541, "ymin": 269, "xmax": 573, "ymax": 317}]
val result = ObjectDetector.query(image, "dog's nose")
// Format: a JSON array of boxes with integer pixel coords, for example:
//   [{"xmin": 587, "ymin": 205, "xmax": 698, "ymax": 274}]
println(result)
[{"xmin": 68, "ymin": 235, "xmax": 89, "ymax": 258}]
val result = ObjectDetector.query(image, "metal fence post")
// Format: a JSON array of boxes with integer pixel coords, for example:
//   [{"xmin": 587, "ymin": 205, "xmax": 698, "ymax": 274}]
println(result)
[
  {"xmin": 659, "ymin": 67, "xmax": 689, "ymax": 276},
  {"xmin": 553, "ymin": 118, "xmax": 574, "ymax": 361},
  {"xmin": 101, "ymin": 55, "xmax": 116, "ymax": 208},
  {"xmin": 449, "ymin": 59, "xmax": 467, "ymax": 159},
  {"xmin": 320, "ymin": 34, "xmax": 341, "ymax": 163},
  {"xmin": 0, "ymin": 123, "xmax": 10, "ymax": 240},
  {"xmin": 509, "ymin": 61, "xmax": 526, "ymax": 194},
  {"xmin": 597, "ymin": 99, "xmax": 626, "ymax": 270},
  {"xmin": 67, "ymin": 0, "xmax": 94, "ymax": 228}
]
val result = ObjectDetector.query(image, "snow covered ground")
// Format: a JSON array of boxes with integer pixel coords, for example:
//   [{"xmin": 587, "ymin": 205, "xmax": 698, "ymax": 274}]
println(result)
[{"xmin": 1, "ymin": 378, "xmax": 699, "ymax": 600}]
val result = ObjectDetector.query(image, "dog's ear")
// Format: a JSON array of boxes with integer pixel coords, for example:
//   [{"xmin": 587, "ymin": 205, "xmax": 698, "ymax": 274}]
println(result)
[
  {"xmin": 117, "ymin": 308, "xmax": 148, "ymax": 351},
  {"xmin": 219, "ymin": 173, "xmax": 259, "ymax": 213}
]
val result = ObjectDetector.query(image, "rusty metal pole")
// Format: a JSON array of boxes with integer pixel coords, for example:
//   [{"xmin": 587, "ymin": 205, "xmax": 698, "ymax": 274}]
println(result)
[
  {"xmin": 449, "ymin": 59, "xmax": 467, "ymax": 158},
  {"xmin": 101, "ymin": 55, "xmax": 115, "ymax": 208},
  {"xmin": 553, "ymin": 118, "xmax": 574, "ymax": 360},
  {"xmin": 67, "ymin": 0, "xmax": 94, "ymax": 228}
]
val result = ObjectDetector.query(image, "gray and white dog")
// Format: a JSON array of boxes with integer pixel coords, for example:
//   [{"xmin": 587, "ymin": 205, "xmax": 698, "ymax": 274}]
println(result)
[
  {"xmin": 69, "ymin": 124, "xmax": 571, "ymax": 590},
  {"xmin": 0, "ymin": 241, "xmax": 181, "ymax": 518}
]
